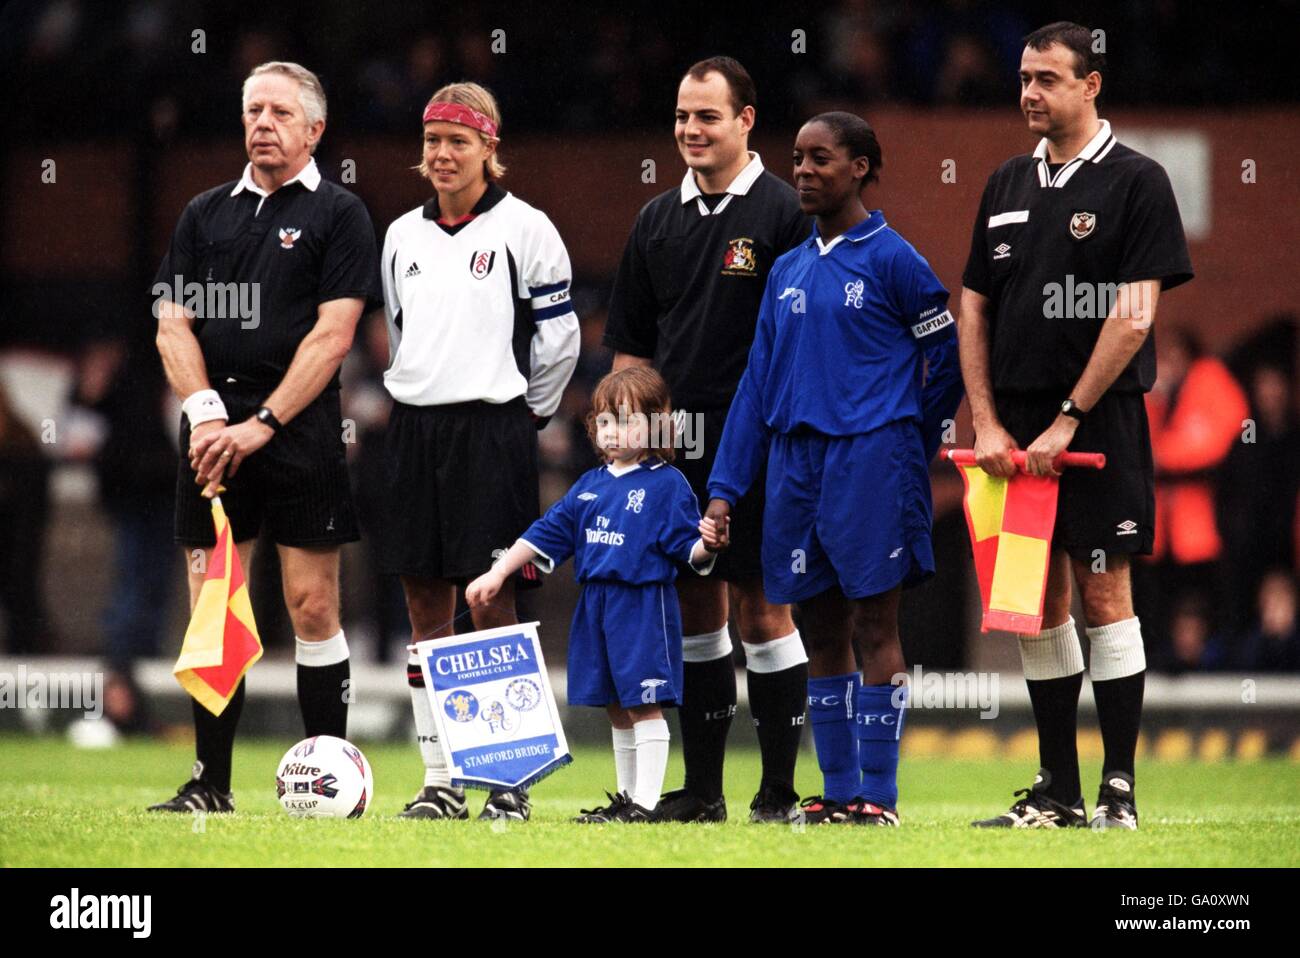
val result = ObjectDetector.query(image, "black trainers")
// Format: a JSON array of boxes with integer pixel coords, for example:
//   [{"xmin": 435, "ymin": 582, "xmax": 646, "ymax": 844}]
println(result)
[
  {"xmin": 749, "ymin": 782, "xmax": 800, "ymax": 823},
  {"xmin": 847, "ymin": 799, "xmax": 901, "ymax": 826},
  {"xmin": 791, "ymin": 795, "xmax": 853, "ymax": 824},
  {"xmin": 574, "ymin": 791, "xmax": 633, "ymax": 823},
  {"xmin": 397, "ymin": 784, "xmax": 468, "ymax": 820},
  {"xmin": 654, "ymin": 787, "xmax": 727, "ymax": 823},
  {"xmin": 147, "ymin": 761, "xmax": 234, "ymax": 813},
  {"xmin": 610, "ymin": 798, "xmax": 658, "ymax": 823},
  {"xmin": 971, "ymin": 768, "xmax": 1087, "ymax": 828},
  {"xmin": 1091, "ymin": 771, "xmax": 1139, "ymax": 830},
  {"xmin": 479, "ymin": 788, "xmax": 531, "ymax": 822}
]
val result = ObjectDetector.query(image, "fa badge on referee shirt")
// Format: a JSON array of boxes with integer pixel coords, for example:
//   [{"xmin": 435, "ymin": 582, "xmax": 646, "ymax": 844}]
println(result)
[
  {"xmin": 1069, "ymin": 211, "xmax": 1097, "ymax": 240},
  {"xmin": 412, "ymin": 622, "xmax": 571, "ymax": 790}
]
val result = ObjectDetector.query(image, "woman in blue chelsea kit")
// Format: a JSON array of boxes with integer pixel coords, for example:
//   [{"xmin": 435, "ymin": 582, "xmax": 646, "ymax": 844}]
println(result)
[
  {"xmin": 468, "ymin": 367, "xmax": 726, "ymax": 821},
  {"xmin": 706, "ymin": 113, "xmax": 964, "ymax": 826}
]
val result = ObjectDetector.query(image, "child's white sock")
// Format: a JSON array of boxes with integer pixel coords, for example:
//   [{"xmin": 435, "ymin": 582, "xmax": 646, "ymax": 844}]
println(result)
[
  {"xmin": 612, "ymin": 727, "xmax": 637, "ymax": 795},
  {"xmin": 632, "ymin": 718, "xmax": 670, "ymax": 811},
  {"xmin": 408, "ymin": 653, "xmax": 452, "ymax": 788}
]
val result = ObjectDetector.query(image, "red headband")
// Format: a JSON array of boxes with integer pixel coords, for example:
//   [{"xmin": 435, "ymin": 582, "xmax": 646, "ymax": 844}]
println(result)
[{"xmin": 422, "ymin": 101, "xmax": 499, "ymax": 138}]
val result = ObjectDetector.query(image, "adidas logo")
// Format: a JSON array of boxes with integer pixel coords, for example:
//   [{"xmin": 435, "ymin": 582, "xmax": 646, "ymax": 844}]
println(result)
[{"xmin": 405, "ymin": 262, "xmax": 422, "ymax": 278}]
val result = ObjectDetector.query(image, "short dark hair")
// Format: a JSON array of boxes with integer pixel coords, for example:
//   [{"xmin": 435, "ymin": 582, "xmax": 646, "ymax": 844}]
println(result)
[
  {"xmin": 806, "ymin": 111, "xmax": 883, "ymax": 188},
  {"xmin": 683, "ymin": 56, "xmax": 756, "ymax": 116},
  {"xmin": 1023, "ymin": 21, "xmax": 1105, "ymax": 82}
]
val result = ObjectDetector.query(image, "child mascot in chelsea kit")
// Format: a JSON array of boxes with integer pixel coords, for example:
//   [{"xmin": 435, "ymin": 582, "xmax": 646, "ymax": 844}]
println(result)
[{"xmin": 467, "ymin": 367, "xmax": 727, "ymax": 821}]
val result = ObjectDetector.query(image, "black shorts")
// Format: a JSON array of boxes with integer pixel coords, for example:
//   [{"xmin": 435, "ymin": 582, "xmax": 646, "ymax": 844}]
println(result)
[
  {"xmin": 995, "ymin": 390, "xmax": 1155, "ymax": 561},
  {"xmin": 673, "ymin": 406, "xmax": 766, "ymax": 582},
  {"xmin": 175, "ymin": 388, "xmax": 359, "ymax": 547},
  {"xmin": 380, "ymin": 397, "xmax": 541, "ymax": 585}
]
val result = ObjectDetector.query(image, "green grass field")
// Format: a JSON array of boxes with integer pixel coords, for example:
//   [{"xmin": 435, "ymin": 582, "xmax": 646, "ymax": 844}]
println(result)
[{"xmin": 2, "ymin": 734, "xmax": 1297, "ymax": 867}]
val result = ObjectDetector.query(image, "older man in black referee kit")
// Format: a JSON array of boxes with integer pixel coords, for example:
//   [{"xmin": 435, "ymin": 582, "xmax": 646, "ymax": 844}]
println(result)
[
  {"xmin": 149, "ymin": 61, "xmax": 381, "ymax": 812},
  {"xmin": 959, "ymin": 23, "xmax": 1193, "ymax": 830},
  {"xmin": 604, "ymin": 56, "xmax": 812, "ymax": 822}
]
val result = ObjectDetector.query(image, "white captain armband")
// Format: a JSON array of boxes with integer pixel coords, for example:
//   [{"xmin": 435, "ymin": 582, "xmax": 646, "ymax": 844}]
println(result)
[
  {"xmin": 182, "ymin": 388, "xmax": 228, "ymax": 427},
  {"xmin": 910, "ymin": 308, "xmax": 955, "ymax": 339}
]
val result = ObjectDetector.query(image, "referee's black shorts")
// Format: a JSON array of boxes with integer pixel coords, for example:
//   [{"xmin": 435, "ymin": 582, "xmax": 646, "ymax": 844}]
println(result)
[
  {"xmin": 995, "ymin": 390, "xmax": 1155, "ymax": 562},
  {"xmin": 380, "ymin": 396, "xmax": 541, "ymax": 586},
  {"xmin": 175, "ymin": 387, "xmax": 359, "ymax": 547},
  {"xmin": 673, "ymin": 405, "xmax": 766, "ymax": 583}
]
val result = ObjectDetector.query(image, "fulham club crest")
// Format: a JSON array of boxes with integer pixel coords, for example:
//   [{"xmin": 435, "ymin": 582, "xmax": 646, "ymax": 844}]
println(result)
[
  {"xmin": 1069, "ymin": 211, "xmax": 1097, "ymax": 240},
  {"xmin": 278, "ymin": 227, "xmax": 302, "ymax": 249},
  {"xmin": 469, "ymin": 249, "xmax": 496, "ymax": 279}
]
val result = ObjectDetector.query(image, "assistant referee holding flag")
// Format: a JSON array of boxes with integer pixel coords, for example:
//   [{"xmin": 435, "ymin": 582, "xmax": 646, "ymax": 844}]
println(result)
[
  {"xmin": 149, "ymin": 61, "xmax": 381, "ymax": 812},
  {"xmin": 960, "ymin": 23, "xmax": 1193, "ymax": 829}
]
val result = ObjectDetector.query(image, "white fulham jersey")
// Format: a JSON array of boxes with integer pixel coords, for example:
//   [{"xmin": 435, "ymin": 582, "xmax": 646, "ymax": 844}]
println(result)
[{"xmin": 380, "ymin": 184, "xmax": 580, "ymax": 415}]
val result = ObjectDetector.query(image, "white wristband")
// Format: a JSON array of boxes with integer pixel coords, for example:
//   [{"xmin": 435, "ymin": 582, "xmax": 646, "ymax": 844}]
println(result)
[{"xmin": 182, "ymin": 389, "xmax": 228, "ymax": 427}]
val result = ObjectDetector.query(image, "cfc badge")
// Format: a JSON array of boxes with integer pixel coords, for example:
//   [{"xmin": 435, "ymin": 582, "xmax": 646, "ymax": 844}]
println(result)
[
  {"xmin": 1069, "ymin": 211, "xmax": 1097, "ymax": 240},
  {"xmin": 721, "ymin": 237, "xmax": 758, "ymax": 276},
  {"xmin": 444, "ymin": 690, "xmax": 480, "ymax": 723}
]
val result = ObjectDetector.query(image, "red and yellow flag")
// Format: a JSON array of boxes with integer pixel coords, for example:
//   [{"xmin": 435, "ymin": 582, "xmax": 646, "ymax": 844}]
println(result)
[{"xmin": 173, "ymin": 498, "xmax": 262, "ymax": 715}]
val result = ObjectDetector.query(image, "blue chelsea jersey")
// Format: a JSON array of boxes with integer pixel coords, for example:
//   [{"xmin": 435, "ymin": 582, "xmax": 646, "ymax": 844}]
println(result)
[
  {"xmin": 708, "ymin": 210, "xmax": 963, "ymax": 505},
  {"xmin": 521, "ymin": 457, "xmax": 712, "ymax": 585}
]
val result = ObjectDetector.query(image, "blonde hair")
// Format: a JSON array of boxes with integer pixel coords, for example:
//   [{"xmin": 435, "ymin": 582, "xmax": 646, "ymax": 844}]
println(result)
[
  {"xmin": 416, "ymin": 82, "xmax": 506, "ymax": 181},
  {"xmin": 242, "ymin": 62, "xmax": 327, "ymax": 154}
]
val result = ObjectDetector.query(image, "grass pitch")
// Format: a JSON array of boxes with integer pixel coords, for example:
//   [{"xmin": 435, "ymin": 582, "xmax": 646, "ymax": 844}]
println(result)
[{"xmin": 2, "ymin": 734, "xmax": 1297, "ymax": 867}]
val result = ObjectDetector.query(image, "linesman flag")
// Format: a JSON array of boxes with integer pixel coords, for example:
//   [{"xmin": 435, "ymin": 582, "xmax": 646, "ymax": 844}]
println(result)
[
  {"xmin": 172, "ymin": 497, "xmax": 262, "ymax": 715},
  {"xmin": 944, "ymin": 450, "xmax": 1105, "ymax": 634}
]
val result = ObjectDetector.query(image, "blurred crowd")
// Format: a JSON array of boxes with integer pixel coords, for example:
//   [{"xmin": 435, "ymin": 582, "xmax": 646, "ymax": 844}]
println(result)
[{"xmin": 3, "ymin": 0, "xmax": 1294, "ymax": 144}]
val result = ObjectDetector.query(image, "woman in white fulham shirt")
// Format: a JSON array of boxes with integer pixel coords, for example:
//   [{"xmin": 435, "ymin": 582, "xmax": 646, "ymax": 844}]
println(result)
[{"xmin": 380, "ymin": 82, "xmax": 580, "ymax": 823}]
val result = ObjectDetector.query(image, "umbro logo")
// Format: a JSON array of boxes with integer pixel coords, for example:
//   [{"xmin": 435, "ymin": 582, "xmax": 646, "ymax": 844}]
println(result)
[
  {"xmin": 1117, "ymin": 519, "xmax": 1138, "ymax": 536},
  {"xmin": 577, "ymin": 492, "xmax": 598, "ymax": 501},
  {"xmin": 994, "ymin": 242, "xmax": 1012, "ymax": 260},
  {"xmin": 405, "ymin": 262, "xmax": 421, "ymax": 278}
]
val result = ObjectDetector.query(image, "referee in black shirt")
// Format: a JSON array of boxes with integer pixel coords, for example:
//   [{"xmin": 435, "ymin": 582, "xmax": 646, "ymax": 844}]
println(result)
[
  {"xmin": 604, "ymin": 57, "xmax": 811, "ymax": 822},
  {"xmin": 959, "ymin": 23, "xmax": 1193, "ymax": 830},
  {"xmin": 149, "ymin": 61, "xmax": 381, "ymax": 813}
]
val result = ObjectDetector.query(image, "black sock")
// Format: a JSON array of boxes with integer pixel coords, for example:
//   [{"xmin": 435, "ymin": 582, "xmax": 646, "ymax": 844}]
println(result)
[
  {"xmin": 680, "ymin": 654, "xmax": 736, "ymax": 801},
  {"xmin": 1092, "ymin": 670, "xmax": 1145, "ymax": 777},
  {"xmin": 298, "ymin": 659, "xmax": 350, "ymax": 738},
  {"xmin": 194, "ymin": 679, "xmax": 245, "ymax": 793},
  {"xmin": 1025, "ymin": 672, "xmax": 1083, "ymax": 803},
  {"xmin": 747, "ymin": 662, "xmax": 807, "ymax": 792}
]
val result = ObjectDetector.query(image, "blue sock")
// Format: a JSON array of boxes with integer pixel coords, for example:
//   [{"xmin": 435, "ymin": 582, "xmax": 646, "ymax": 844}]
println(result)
[
  {"xmin": 807, "ymin": 673, "xmax": 861, "ymax": 803},
  {"xmin": 856, "ymin": 683, "xmax": 907, "ymax": 809}
]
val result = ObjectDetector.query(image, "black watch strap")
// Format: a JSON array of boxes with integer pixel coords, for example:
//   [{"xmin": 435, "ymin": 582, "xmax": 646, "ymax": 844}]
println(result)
[
  {"xmin": 1060, "ymin": 398, "xmax": 1087, "ymax": 421},
  {"xmin": 255, "ymin": 406, "xmax": 283, "ymax": 432}
]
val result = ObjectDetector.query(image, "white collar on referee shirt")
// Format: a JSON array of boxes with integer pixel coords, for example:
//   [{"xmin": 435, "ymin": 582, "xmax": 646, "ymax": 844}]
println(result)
[
  {"xmin": 679, "ymin": 151, "xmax": 764, "ymax": 216},
  {"xmin": 231, "ymin": 157, "xmax": 321, "ymax": 214},
  {"xmin": 1033, "ymin": 118, "xmax": 1117, "ymax": 189}
]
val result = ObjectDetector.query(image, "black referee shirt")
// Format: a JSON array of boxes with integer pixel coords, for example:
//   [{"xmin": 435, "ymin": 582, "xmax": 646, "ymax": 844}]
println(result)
[
  {"xmin": 603, "ymin": 153, "xmax": 809, "ymax": 410},
  {"xmin": 154, "ymin": 160, "xmax": 382, "ymax": 391},
  {"xmin": 962, "ymin": 120, "xmax": 1193, "ymax": 394}
]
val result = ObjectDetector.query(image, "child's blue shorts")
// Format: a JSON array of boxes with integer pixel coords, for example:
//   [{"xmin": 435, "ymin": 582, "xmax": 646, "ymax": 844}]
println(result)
[
  {"xmin": 760, "ymin": 419, "xmax": 934, "ymax": 604},
  {"xmin": 567, "ymin": 580, "xmax": 684, "ymax": 709}
]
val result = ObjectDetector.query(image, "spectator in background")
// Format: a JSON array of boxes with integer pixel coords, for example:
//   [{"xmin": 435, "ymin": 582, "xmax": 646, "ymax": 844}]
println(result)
[
  {"xmin": 1240, "ymin": 570, "xmax": 1300, "ymax": 672},
  {"xmin": 1137, "ymin": 328, "xmax": 1248, "ymax": 658},
  {"xmin": 0, "ymin": 380, "xmax": 55, "ymax": 654},
  {"xmin": 1218, "ymin": 355, "xmax": 1300, "ymax": 638},
  {"xmin": 1153, "ymin": 594, "xmax": 1233, "ymax": 673}
]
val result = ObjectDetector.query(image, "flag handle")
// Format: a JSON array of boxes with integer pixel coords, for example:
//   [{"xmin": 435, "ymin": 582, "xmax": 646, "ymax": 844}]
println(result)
[{"xmin": 942, "ymin": 449, "xmax": 1105, "ymax": 470}]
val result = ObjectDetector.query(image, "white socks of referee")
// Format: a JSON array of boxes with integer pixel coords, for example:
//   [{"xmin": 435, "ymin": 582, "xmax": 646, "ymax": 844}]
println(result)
[
  {"xmin": 295, "ymin": 630, "xmax": 349, "ymax": 739},
  {"xmin": 407, "ymin": 652, "xmax": 454, "ymax": 789}
]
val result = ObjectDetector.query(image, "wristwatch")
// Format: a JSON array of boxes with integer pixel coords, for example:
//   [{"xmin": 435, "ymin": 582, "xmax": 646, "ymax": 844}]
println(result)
[
  {"xmin": 255, "ymin": 406, "xmax": 283, "ymax": 433},
  {"xmin": 1060, "ymin": 398, "xmax": 1087, "ymax": 422}
]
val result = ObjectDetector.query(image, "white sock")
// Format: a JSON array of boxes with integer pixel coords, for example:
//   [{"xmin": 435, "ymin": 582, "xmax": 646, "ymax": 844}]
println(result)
[
  {"xmin": 295, "ymin": 629, "xmax": 349, "ymax": 665},
  {"xmin": 682, "ymin": 626, "xmax": 733, "ymax": 663},
  {"xmin": 632, "ymin": 718, "xmax": 671, "ymax": 810},
  {"xmin": 408, "ymin": 653, "xmax": 452, "ymax": 788},
  {"xmin": 1087, "ymin": 616, "xmax": 1147, "ymax": 681},
  {"xmin": 1018, "ymin": 616, "xmax": 1085, "ymax": 680},
  {"xmin": 742, "ymin": 629, "xmax": 808, "ymax": 673},
  {"xmin": 612, "ymin": 727, "xmax": 637, "ymax": 795}
]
